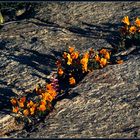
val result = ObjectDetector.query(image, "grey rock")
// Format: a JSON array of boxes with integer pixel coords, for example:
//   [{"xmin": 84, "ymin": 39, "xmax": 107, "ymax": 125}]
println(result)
[{"xmin": 0, "ymin": 2, "xmax": 140, "ymax": 138}]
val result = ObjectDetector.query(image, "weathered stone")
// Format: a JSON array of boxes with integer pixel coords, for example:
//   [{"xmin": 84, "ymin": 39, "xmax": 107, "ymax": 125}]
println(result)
[
  {"xmin": 0, "ymin": 115, "xmax": 24, "ymax": 137},
  {"xmin": 0, "ymin": 2, "xmax": 140, "ymax": 138}
]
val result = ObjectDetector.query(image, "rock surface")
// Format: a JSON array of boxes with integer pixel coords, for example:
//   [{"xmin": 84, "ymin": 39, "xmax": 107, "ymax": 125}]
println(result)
[{"xmin": 0, "ymin": 2, "xmax": 140, "ymax": 138}]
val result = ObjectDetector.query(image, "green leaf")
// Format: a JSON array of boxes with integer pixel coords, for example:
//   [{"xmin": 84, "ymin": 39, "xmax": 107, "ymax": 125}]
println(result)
[{"xmin": 0, "ymin": 11, "xmax": 4, "ymax": 24}]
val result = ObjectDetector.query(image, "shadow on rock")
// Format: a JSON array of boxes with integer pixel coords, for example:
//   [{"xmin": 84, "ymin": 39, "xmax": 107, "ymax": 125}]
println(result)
[
  {"xmin": 9, "ymin": 48, "xmax": 58, "ymax": 79},
  {"xmin": 67, "ymin": 21, "xmax": 121, "ymax": 49},
  {"xmin": 0, "ymin": 87, "xmax": 17, "ymax": 114}
]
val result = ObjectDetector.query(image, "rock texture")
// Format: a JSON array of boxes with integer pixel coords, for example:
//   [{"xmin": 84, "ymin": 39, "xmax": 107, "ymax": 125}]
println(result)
[
  {"xmin": 14, "ymin": 54, "xmax": 140, "ymax": 138},
  {"xmin": 0, "ymin": 2, "xmax": 140, "ymax": 138}
]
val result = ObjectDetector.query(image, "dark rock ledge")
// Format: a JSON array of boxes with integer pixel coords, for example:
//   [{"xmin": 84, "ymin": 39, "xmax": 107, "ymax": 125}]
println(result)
[{"xmin": 0, "ymin": 2, "xmax": 140, "ymax": 138}]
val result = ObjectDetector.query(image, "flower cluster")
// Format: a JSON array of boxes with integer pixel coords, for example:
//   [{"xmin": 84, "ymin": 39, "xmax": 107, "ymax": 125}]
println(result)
[
  {"xmin": 120, "ymin": 16, "xmax": 140, "ymax": 48},
  {"xmin": 56, "ymin": 47, "xmax": 112, "ymax": 89},
  {"xmin": 10, "ymin": 82, "xmax": 58, "ymax": 122}
]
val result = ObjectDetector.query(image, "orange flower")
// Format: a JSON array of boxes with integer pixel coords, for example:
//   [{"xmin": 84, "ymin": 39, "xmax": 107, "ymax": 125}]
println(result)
[
  {"xmin": 116, "ymin": 60, "xmax": 123, "ymax": 64},
  {"xmin": 40, "ymin": 100, "xmax": 47, "ymax": 106},
  {"xmin": 48, "ymin": 90, "xmax": 57, "ymax": 99},
  {"xmin": 33, "ymin": 103, "xmax": 37, "ymax": 108},
  {"xmin": 69, "ymin": 47, "xmax": 75, "ymax": 53},
  {"xmin": 104, "ymin": 52, "xmax": 110, "ymax": 60},
  {"xmin": 67, "ymin": 53, "xmax": 72, "ymax": 65},
  {"xmin": 100, "ymin": 58, "xmax": 107, "ymax": 68},
  {"xmin": 46, "ymin": 84, "xmax": 53, "ymax": 90},
  {"xmin": 95, "ymin": 54, "xmax": 100, "ymax": 62},
  {"xmin": 30, "ymin": 106, "xmax": 36, "ymax": 115},
  {"xmin": 10, "ymin": 98, "xmax": 17, "ymax": 106},
  {"xmin": 46, "ymin": 84, "xmax": 57, "ymax": 98},
  {"xmin": 12, "ymin": 106, "xmax": 19, "ymax": 113},
  {"xmin": 27, "ymin": 100, "xmax": 34, "ymax": 108},
  {"xmin": 80, "ymin": 58, "xmax": 88, "ymax": 72},
  {"xmin": 80, "ymin": 52, "xmax": 89, "ymax": 73},
  {"xmin": 23, "ymin": 109, "xmax": 29, "ymax": 116},
  {"xmin": 122, "ymin": 16, "xmax": 130, "ymax": 26},
  {"xmin": 69, "ymin": 77, "xmax": 76, "ymax": 85},
  {"xmin": 38, "ymin": 104, "xmax": 46, "ymax": 112},
  {"xmin": 129, "ymin": 26, "xmax": 137, "ymax": 34},
  {"xmin": 18, "ymin": 102, "xmax": 24, "ymax": 108},
  {"xmin": 20, "ymin": 96, "xmax": 26, "ymax": 103},
  {"xmin": 135, "ymin": 17, "xmax": 140, "ymax": 27},
  {"xmin": 99, "ymin": 49, "xmax": 107, "ymax": 55},
  {"xmin": 63, "ymin": 52, "xmax": 67, "ymax": 59},
  {"xmin": 71, "ymin": 51, "xmax": 79, "ymax": 59},
  {"xmin": 18, "ymin": 96, "xmax": 26, "ymax": 108},
  {"xmin": 42, "ymin": 92, "xmax": 53, "ymax": 102},
  {"xmin": 58, "ymin": 68, "xmax": 64, "ymax": 76},
  {"xmin": 83, "ymin": 52, "xmax": 89, "ymax": 59},
  {"xmin": 80, "ymin": 53, "xmax": 89, "ymax": 73}
]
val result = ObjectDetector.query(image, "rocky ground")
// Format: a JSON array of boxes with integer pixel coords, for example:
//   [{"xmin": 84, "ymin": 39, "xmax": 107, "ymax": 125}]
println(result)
[{"xmin": 0, "ymin": 2, "xmax": 140, "ymax": 138}]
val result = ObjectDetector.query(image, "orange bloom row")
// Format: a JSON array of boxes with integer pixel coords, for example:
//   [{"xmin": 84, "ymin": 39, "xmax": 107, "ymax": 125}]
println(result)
[
  {"xmin": 122, "ymin": 16, "xmax": 140, "ymax": 27},
  {"xmin": 11, "ymin": 83, "xmax": 57, "ymax": 117},
  {"xmin": 57, "ymin": 47, "xmax": 114, "ymax": 87},
  {"xmin": 121, "ymin": 16, "xmax": 140, "ymax": 34},
  {"xmin": 95, "ymin": 49, "xmax": 111, "ymax": 68}
]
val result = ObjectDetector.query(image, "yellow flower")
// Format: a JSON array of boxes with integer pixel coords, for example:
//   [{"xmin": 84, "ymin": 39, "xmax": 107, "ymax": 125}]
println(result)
[
  {"xmin": 100, "ymin": 58, "xmax": 107, "ymax": 68},
  {"xmin": 12, "ymin": 106, "xmax": 19, "ymax": 113},
  {"xmin": 67, "ymin": 53, "xmax": 72, "ymax": 65},
  {"xmin": 69, "ymin": 77, "xmax": 76, "ymax": 85},
  {"xmin": 80, "ymin": 58, "xmax": 88, "ymax": 72},
  {"xmin": 69, "ymin": 46, "xmax": 75, "ymax": 53},
  {"xmin": 122, "ymin": 16, "xmax": 130, "ymax": 26},
  {"xmin": 58, "ymin": 68, "xmax": 64, "ymax": 76},
  {"xmin": 38, "ymin": 104, "xmax": 46, "ymax": 112},
  {"xmin": 27, "ymin": 100, "xmax": 34, "ymax": 108},
  {"xmin": 135, "ymin": 17, "xmax": 140, "ymax": 27},
  {"xmin": 83, "ymin": 52, "xmax": 89, "ymax": 59},
  {"xmin": 42, "ymin": 92, "xmax": 53, "ymax": 102},
  {"xmin": 71, "ymin": 51, "xmax": 79, "ymax": 59},
  {"xmin": 23, "ymin": 109, "xmax": 29, "ymax": 116},
  {"xmin": 10, "ymin": 98, "xmax": 17, "ymax": 106},
  {"xmin": 80, "ymin": 52, "xmax": 89, "ymax": 73},
  {"xmin": 129, "ymin": 26, "xmax": 137, "ymax": 34},
  {"xmin": 30, "ymin": 106, "xmax": 36, "ymax": 115}
]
